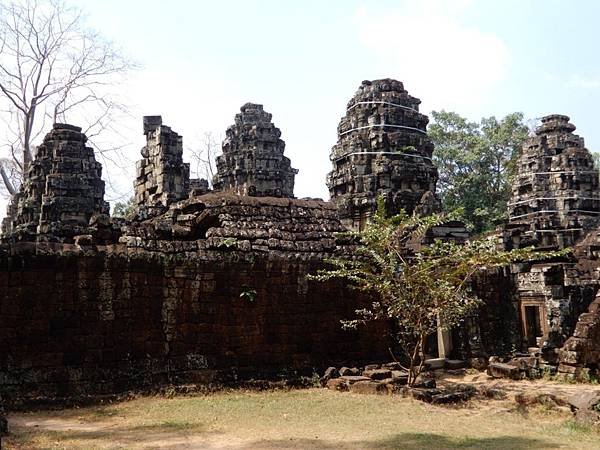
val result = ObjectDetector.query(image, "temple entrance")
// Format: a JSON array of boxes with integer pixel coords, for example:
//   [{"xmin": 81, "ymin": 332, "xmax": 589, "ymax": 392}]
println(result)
[
  {"xmin": 520, "ymin": 299, "xmax": 548, "ymax": 349},
  {"xmin": 525, "ymin": 306, "xmax": 542, "ymax": 346}
]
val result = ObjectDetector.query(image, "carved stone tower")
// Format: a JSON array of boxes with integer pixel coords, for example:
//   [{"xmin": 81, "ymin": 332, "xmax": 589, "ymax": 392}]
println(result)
[
  {"xmin": 508, "ymin": 114, "xmax": 600, "ymax": 249},
  {"xmin": 1, "ymin": 123, "xmax": 109, "ymax": 241},
  {"xmin": 327, "ymin": 79, "xmax": 440, "ymax": 230},
  {"xmin": 212, "ymin": 103, "xmax": 297, "ymax": 197}
]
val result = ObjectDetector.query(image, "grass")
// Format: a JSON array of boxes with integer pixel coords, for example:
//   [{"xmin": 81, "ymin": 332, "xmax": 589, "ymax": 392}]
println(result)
[{"xmin": 3, "ymin": 388, "xmax": 599, "ymax": 449}]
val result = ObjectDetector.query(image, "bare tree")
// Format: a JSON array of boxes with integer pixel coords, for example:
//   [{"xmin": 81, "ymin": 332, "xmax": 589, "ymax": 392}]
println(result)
[
  {"xmin": 0, "ymin": 0, "xmax": 134, "ymax": 195},
  {"xmin": 188, "ymin": 132, "xmax": 221, "ymax": 187}
]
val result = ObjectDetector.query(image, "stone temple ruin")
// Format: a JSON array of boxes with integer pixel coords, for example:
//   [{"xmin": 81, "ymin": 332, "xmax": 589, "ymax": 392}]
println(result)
[
  {"xmin": 2, "ymin": 79, "xmax": 600, "ymax": 406},
  {"xmin": 327, "ymin": 79, "xmax": 440, "ymax": 230},
  {"xmin": 1, "ymin": 123, "xmax": 109, "ymax": 242},
  {"xmin": 213, "ymin": 103, "xmax": 297, "ymax": 198}
]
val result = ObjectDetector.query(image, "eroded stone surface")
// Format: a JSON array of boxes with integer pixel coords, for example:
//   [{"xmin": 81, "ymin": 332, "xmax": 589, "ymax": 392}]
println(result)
[
  {"xmin": 1, "ymin": 123, "xmax": 109, "ymax": 242},
  {"xmin": 213, "ymin": 103, "xmax": 297, "ymax": 198},
  {"xmin": 327, "ymin": 79, "xmax": 440, "ymax": 230},
  {"xmin": 134, "ymin": 116, "xmax": 190, "ymax": 215},
  {"xmin": 507, "ymin": 114, "xmax": 600, "ymax": 249}
]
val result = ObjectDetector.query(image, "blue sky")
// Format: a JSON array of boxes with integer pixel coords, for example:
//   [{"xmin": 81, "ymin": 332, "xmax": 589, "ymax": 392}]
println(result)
[{"xmin": 16, "ymin": 0, "xmax": 600, "ymax": 207}]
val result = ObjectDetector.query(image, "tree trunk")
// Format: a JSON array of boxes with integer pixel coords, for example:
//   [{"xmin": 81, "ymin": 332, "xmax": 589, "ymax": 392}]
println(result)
[{"xmin": 0, "ymin": 163, "xmax": 16, "ymax": 195}]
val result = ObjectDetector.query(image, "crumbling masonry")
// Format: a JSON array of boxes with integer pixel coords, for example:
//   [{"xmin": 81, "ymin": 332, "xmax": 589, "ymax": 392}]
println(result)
[
  {"xmin": 2, "ymin": 80, "xmax": 600, "ymax": 406},
  {"xmin": 212, "ymin": 103, "xmax": 297, "ymax": 198},
  {"xmin": 1, "ymin": 123, "xmax": 109, "ymax": 242},
  {"xmin": 134, "ymin": 116, "xmax": 190, "ymax": 215},
  {"xmin": 327, "ymin": 79, "xmax": 440, "ymax": 230}
]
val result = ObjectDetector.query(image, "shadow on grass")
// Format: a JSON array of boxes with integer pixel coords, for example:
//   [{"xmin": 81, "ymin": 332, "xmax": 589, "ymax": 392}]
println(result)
[
  {"xmin": 1, "ymin": 428, "xmax": 571, "ymax": 450},
  {"xmin": 247, "ymin": 433, "xmax": 561, "ymax": 450},
  {"xmin": 4, "ymin": 420, "xmax": 218, "ymax": 449}
]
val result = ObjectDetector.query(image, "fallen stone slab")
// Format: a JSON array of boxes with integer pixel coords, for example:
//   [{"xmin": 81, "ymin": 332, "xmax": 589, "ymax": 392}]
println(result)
[
  {"xmin": 325, "ymin": 378, "xmax": 348, "ymax": 391},
  {"xmin": 425, "ymin": 358, "xmax": 445, "ymax": 370},
  {"xmin": 340, "ymin": 375, "xmax": 370, "ymax": 384},
  {"xmin": 363, "ymin": 364, "xmax": 380, "ymax": 371},
  {"xmin": 445, "ymin": 359, "xmax": 466, "ymax": 370},
  {"xmin": 403, "ymin": 387, "xmax": 440, "ymax": 403},
  {"xmin": 401, "ymin": 386, "xmax": 474, "ymax": 404},
  {"xmin": 488, "ymin": 362, "xmax": 523, "ymax": 380},
  {"xmin": 339, "ymin": 367, "xmax": 360, "ymax": 376},
  {"xmin": 381, "ymin": 362, "xmax": 403, "ymax": 371},
  {"xmin": 413, "ymin": 378, "xmax": 436, "ymax": 389},
  {"xmin": 363, "ymin": 369, "xmax": 392, "ymax": 380},
  {"xmin": 568, "ymin": 391, "xmax": 600, "ymax": 424},
  {"xmin": 515, "ymin": 392, "xmax": 568, "ymax": 408},
  {"xmin": 320, "ymin": 366, "xmax": 340, "ymax": 386},
  {"xmin": 431, "ymin": 390, "xmax": 473, "ymax": 404},
  {"xmin": 381, "ymin": 376, "xmax": 408, "ymax": 386},
  {"xmin": 349, "ymin": 380, "xmax": 388, "ymax": 395},
  {"xmin": 508, "ymin": 356, "xmax": 538, "ymax": 370},
  {"xmin": 391, "ymin": 370, "xmax": 409, "ymax": 378}
]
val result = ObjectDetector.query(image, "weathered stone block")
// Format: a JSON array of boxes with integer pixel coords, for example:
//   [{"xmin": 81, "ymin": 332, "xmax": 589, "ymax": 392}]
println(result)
[
  {"xmin": 349, "ymin": 380, "xmax": 388, "ymax": 395},
  {"xmin": 488, "ymin": 362, "xmax": 522, "ymax": 380},
  {"xmin": 363, "ymin": 369, "xmax": 392, "ymax": 380},
  {"xmin": 325, "ymin": 378, "xmax": 348, "ymax": 391}
]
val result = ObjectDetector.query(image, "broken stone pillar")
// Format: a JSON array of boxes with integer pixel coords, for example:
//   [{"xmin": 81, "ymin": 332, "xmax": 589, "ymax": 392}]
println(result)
[
  {"xmin": 1, "ymin": 123, "xmax": 109, "ymax": 242},
  {"xmin": 212, "ymin": 103, "xmax": 298, "ymax": 197},
  {"xmin": 134, "ymin": 116, "xmax": 190, "ymax": 213},
  {"xmin": 507, "ymin": 114, "xmax": 600, "ymax": 249},
  {"xmin": 327, "ymin": 79, "xmax": 441, "ymax": 230}
]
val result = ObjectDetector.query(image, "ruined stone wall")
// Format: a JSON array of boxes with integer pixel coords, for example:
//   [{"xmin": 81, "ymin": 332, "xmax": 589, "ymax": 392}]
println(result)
[
  {"xmin": 559, "ymin": 291, "xmax": 600, "ymax": 376},
  {"xmin": 0, "ymin": 194, "xmax": 388, "ymax": 405},
  {"xmin": 468, "ymin": 267, "xmax": 521, "ymax": 358},
  {"xmin": 0, "ymin": 244, "xmax": 387, "ymax": 406}
]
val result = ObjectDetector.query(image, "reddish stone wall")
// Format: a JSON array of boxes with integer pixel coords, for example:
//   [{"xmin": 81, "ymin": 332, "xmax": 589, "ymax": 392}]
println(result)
[{"xmin": 0, "ymin": 244, "xmax": 387, "ymax": 405}]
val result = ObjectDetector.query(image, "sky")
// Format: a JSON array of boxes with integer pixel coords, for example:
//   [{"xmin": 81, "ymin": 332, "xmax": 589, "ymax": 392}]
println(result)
[{"xmin": 4, "ymin": 0, "xmax": 600, "ymax": 214}]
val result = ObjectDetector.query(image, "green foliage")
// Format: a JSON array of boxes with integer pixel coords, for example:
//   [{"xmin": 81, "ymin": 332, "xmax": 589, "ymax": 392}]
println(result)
[
  {"xmin": 429, "ymin": 110, "xmax": 529, "ymax": 233},
  {"xmin": 112, "ymin": 196, "xmax": 135, "ymax": 219},
  {"xmin": 310, "ymin": 205, "xmax": 568, "ymax": 386}
]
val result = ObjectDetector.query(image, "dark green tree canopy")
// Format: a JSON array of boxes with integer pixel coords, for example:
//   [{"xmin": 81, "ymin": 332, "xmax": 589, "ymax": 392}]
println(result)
[{"xmin": 429, "ymin": 111, "xmax": 529, "ymax": 233}]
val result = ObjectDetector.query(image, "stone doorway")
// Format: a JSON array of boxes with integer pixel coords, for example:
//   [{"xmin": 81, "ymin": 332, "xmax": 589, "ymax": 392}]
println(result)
[{"xmin": 520, "ymin": 299, "xmax": 548, "ymax": 349}]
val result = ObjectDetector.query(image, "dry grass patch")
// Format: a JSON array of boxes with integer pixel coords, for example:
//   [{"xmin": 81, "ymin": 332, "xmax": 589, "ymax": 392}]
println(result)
[{"xmin": 3, "ymin": 388, "xmax": 598, "ymax": 449}]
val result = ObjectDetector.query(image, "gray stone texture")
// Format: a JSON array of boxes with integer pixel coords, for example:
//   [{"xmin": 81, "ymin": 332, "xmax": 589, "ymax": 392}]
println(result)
[
  {"xmin": 1, "ymin": 123, "xmax": 109, "ymax": 242},
  {"xmin": 134, "ymin": 116, "xmax": 190, "ymax": 214},
  {"xmin": 327, "ymin": 79, "xmax": 441, "ymax": 230},
  {"xmin": 507, "ymin": 114, "xmax": 600, "ymax": 249},
  {"xmin": 212, "ymin": 103, "xmax": 297, "ymax": 198}
]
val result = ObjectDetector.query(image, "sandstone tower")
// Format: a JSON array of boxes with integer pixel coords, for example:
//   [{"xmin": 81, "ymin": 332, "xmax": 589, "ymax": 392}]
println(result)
[
  {"xmin": 212, "ymin": 103, "xmax": 297, "ymax": 197},
  {"xmin": 327, "ymin": 79, "xmax": 440, "ymax": 230},
  {"xmin": 1, "ymin": 123, "xmax": 109, "ymax": 241},
  {"xmin": 134, "ymin": 116, "xmax": 190, "ymax": 211},
  {"xmin": 507, "ymin": 114, "xmax": 600, "ymax": 249}
]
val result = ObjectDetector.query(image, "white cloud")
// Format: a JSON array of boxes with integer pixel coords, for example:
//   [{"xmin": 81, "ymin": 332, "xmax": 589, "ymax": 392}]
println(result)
[{"xmin": 355, "ymin": 2, "xmax": 509, "ymax": 114}]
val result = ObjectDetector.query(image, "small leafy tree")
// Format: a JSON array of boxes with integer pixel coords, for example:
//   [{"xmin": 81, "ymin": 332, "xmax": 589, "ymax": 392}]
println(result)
[
  {"xmin": 311, "ymin": 201, "xmax": 567, "ymax": 386},
  {"xmin": 112, "ymin": 196, "xmax": 135, "ymax": 219}
]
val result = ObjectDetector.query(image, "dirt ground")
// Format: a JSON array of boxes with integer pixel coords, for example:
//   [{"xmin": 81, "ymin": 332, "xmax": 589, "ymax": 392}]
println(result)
[{"xmin": 3, "ymin": 373, "xmax": 600, "ymax": 450}]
